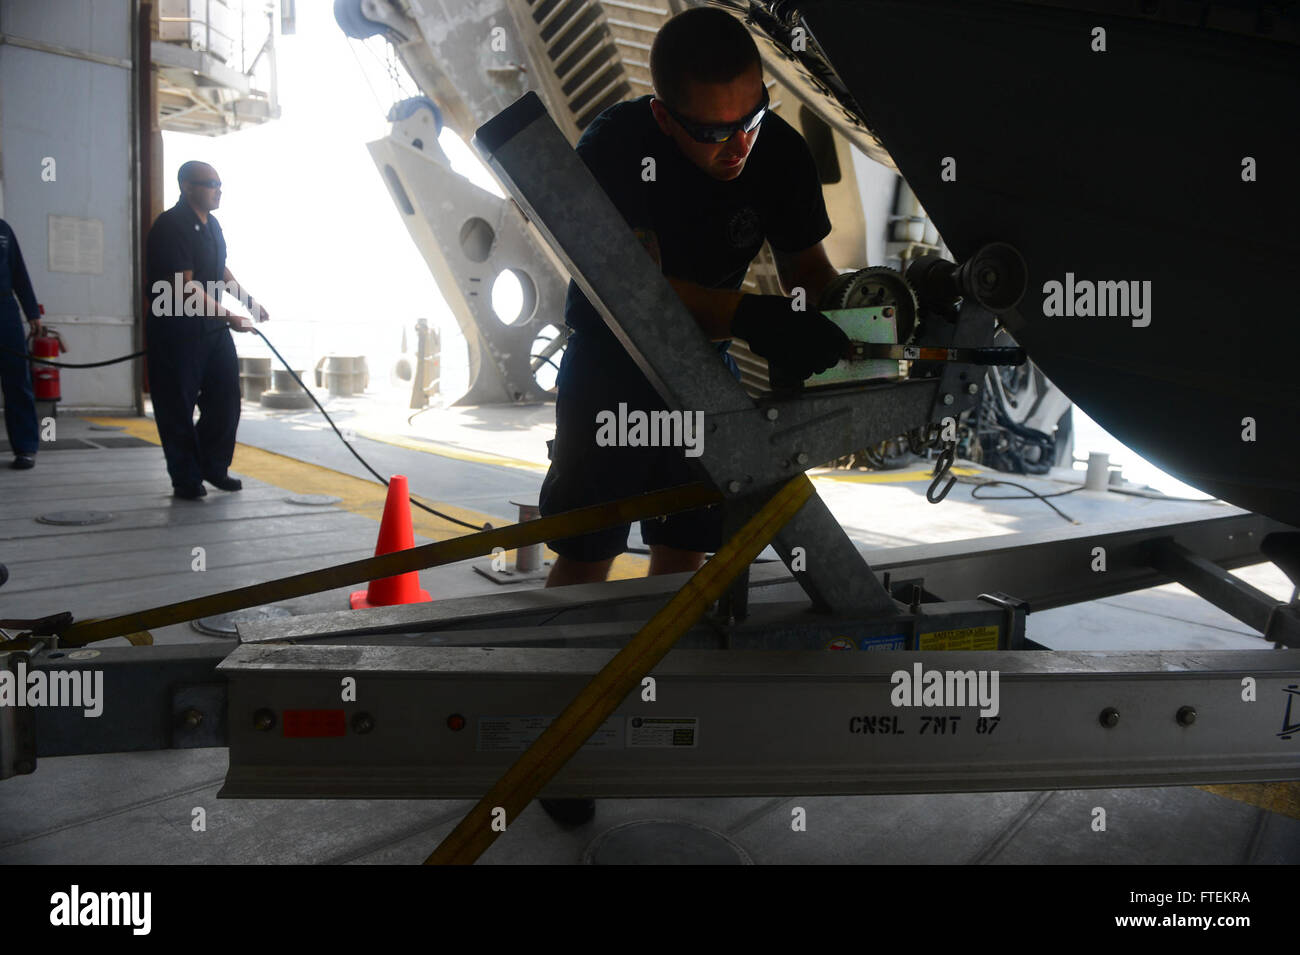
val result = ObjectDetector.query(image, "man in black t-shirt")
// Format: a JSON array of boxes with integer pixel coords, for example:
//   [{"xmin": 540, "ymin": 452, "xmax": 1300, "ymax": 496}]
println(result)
[
  {"xmin": 145, "ymin": 161, "xmax": 269, "ymax": 500},
  {"xmin": 537, "ymin": 7, "xmax": 848, "ymax": 589}
]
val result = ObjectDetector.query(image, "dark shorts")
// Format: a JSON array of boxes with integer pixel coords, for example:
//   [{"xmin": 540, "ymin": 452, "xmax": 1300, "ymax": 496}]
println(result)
[{"xmin": 538, "ymin": 331, "xmax": 736, "ymax": 562}]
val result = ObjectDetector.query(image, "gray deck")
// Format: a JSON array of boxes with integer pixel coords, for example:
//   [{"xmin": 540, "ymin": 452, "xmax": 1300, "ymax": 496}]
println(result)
[{"xmin": 1, "ymin": 411, "xmax": 1296, "ymax": 864}]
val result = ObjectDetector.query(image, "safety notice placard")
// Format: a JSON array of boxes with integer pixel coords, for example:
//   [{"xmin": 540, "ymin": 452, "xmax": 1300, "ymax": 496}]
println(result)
[{"xmin": 48, "ymin": 214, "xmax": 103, "ymax": 275}]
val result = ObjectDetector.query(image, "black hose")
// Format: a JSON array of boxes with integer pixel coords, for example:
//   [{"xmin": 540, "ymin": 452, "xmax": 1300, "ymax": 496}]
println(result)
[
  {"xmin": 956, "ymin": 474, "xmax": 1081, "ymax": 523},
  {"xmin": 21, "ymin": 348, "xmax": 146, "ymax": 368},
  {"xmin": 247, "ymin": 328, "xmax": 489, "ymax": 532}
]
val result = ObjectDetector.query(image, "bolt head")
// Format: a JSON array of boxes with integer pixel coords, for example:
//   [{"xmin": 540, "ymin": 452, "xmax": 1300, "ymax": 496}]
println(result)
[
  {"xmin": 352, "ymin": 712, "xmax": 375, "ymax": 734},
  {"xmin": 1099, "ymin": 707, "xmax": 1120, "ymax": 728},
  {"xmin": 765, "ymin": 407, "xmax": 779, "ymax": 421},
  {"xmin": 967, "ymin": 383, "xmax": 979, "ymax": 394},
  {"xmin": 182, "ymin": 708, "xmax": 203, "ymax": 729},
  {"xmin": 942, "ymin": 393, "xmax": 954, "ymax": 405},
  {"xmin": 253, "ymin": 709, "xmax": 276, "ymax": 732},
  {"xmin": 796, "ymin": 452, "xmax": 809, "ymax": 465},
  {"xmin": 727, "ymin": 480, "xmax": 742, "ymax": 493},
  {"xmin": 1176, "ymin": 705, "xmax": 1197, "ymax": 726}
]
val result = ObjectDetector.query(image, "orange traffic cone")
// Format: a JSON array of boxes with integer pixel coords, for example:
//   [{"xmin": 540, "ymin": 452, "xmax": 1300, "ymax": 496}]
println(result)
[{"xmin": 350, "ymin": 475, "xmax": 433, "ymax": 609}]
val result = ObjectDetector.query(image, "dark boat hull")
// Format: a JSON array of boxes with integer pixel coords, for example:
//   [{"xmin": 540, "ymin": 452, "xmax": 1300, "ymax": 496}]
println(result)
[{"xmin": 796, "ymin": 0, "xmax": 1299, "ymax": 527}]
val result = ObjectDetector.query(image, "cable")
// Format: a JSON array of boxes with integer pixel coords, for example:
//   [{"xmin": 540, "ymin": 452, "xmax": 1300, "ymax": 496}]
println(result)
[
  {"xmin": 407, "ymin": 404, "xmax": 435, "ymax": 427},
  {"xmin": 344, "ymin": 36, "xmax": 388, "ymax": 114},
  {"xmin": 956, "ymin": 474, "xmax": 1081, "ymax": 523},
  {"xmin": 17, "ymin": 348, "xmax": 145, "ymax": 368},
  {"xmin": 247, "ymin": 328, "xmax": 489, "ymax": 532},
  {"xmin": 2, "ymin": 329, "xmax": 491, "ymax": 533},
  {"xmin": 371, "ymin": 35, "xmax": 418, "ymax": 102}
]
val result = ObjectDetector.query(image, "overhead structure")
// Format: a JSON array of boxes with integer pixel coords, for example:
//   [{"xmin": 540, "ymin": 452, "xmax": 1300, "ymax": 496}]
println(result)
[{"xmin": 152, "ymin": 0, "xmax": 281, "ymax": 135}]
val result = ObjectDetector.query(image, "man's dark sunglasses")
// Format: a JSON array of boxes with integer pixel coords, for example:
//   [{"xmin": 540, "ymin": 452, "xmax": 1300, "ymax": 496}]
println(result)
[
  {"xmin": 187, "ymin": 178, "xmax": 222, "ymax": 189},
  {"xmin": 659, "ymin": 87, "xmax": 770, "ymax": 144}
]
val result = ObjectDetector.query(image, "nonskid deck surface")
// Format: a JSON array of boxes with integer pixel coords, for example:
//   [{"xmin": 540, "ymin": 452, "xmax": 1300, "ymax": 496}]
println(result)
[{"xmin": 0, "ymin": 409, "xmax": 1295, "ymax": 863}]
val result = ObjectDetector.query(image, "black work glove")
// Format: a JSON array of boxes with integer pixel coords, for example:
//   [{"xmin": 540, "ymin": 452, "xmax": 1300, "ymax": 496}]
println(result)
[{"xmin": 731, "ymin": 294, "xmax": 850, "ymax": 383}]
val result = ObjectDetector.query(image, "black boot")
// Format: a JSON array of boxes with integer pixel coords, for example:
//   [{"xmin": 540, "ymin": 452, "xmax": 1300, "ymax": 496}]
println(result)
[{"xmin": 204, "ymin": 473, "xmax": 242, "ymax": 491}]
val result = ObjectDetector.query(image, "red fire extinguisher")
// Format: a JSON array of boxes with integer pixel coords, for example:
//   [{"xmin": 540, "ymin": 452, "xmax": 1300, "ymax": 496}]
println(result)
[{"xmin": 29, "ymin": 306, "xmax": 65, "ymax": 402}]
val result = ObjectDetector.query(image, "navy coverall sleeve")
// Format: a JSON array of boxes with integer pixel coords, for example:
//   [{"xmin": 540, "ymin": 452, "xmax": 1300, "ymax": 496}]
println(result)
[{"xmin": 5, "ymin": 223, "xmax": 40, "ymax": 321}]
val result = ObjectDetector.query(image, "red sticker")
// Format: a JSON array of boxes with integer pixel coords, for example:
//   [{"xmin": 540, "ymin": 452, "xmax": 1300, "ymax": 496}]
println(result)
[{"xmin": 282, "ymin": 709, "xmax": 346, "ymax": 737}]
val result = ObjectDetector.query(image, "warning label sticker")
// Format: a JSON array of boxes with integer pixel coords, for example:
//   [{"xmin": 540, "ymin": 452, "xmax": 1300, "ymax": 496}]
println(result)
[
  {"xmin": 918, "ymin": 626, "xmax": 999, "ymax": 650},
  {"xmin": 476, "ymin": 715, "xmax": 622, "ymax": 752},
  {"xmin": 627, "ymin": 716, "xmax": 699, "ymax": 748}
]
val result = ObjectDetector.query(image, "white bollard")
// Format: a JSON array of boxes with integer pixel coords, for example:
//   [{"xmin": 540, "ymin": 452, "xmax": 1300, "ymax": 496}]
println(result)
[{"xmin": 1084, "ymin": 451, "xmax": 1110, "ymax": 491}]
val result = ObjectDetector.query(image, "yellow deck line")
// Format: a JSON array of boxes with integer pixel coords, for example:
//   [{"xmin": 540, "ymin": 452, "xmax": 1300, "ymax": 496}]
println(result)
[
  {"xmin": 83, "ymin": 415, "xmax": 649, "ymax": 580},
  {"xmin": 346, "ymin": 427, "xmax": 550, "ymax": 473},
  {"xmin": 289, "ymin": 420, "xmax": 986, "ymax": 489},
  {"xmin": 812, "ymin": 465, "xmax": 984, "ymax": 484},
  {"xmin": 356, "ymin": 429, "xmax": 988, "ymax": 488}
]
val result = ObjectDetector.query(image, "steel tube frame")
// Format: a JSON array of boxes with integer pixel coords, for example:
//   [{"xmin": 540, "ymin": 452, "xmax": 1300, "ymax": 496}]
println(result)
[
  {"xmin": 236, "ymin": 510, "xmax": 1291, "ymax": 645},
  {"xmin": 1148, "ymin": 539, "xmax": 1300, "ymax": 646}
]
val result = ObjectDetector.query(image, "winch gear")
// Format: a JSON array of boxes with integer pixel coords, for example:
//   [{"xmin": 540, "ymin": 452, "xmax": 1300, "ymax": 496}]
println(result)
[{"xmin": 818, "ymin": 265, "xmax": 920, "ymax": 344}]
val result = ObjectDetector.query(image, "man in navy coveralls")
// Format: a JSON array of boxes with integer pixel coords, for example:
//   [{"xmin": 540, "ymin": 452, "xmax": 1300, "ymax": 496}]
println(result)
[{"xmin": 146, "ymin": 161, "xmax": 269, "ymax": 500}]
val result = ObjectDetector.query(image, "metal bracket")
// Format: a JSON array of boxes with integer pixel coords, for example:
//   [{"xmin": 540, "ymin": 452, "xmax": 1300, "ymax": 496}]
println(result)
[{"xmin": 1147, "ymin": 538, "xmax": 1300, "ymax": 647}]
